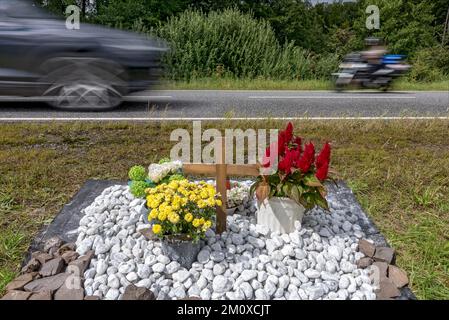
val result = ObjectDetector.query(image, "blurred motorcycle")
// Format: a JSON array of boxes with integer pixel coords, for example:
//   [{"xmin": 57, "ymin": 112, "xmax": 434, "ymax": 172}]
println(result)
[{"xmin": 332, "ymin": 53, "xmax": 411, "ymax": 92}]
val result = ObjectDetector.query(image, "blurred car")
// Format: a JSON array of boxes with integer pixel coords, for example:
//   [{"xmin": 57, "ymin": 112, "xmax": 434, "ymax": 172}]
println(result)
[{"xmin": 0, "ymin": 0, "xmax": 168, "ymax": 110}]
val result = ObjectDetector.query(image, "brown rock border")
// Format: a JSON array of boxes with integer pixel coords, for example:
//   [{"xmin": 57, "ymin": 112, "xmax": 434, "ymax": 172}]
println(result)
[
  {"xmin": 1, "ymin": 236, "xmax": 93, "ymax": 300},
  {"xmin": 355, "ymin": 238, "xmax": 411, "ymax": 300}
]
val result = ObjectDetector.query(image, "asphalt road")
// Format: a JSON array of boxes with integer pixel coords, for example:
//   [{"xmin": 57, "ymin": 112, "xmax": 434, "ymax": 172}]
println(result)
[{"xmin": 0, "ymin": 90, "xmax": 448, "ymax": 119}]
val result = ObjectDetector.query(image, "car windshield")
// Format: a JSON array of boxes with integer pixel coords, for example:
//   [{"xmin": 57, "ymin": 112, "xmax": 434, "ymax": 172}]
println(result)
[{"xmin": 1, "ymin": 0, "xmax": 55, "ymax": 19}]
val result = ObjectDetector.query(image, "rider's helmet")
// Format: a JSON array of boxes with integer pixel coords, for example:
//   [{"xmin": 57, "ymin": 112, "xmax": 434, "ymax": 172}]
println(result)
[{"xmin": 365, "ymin": 37, "xmax": 383, "ymax": 46}]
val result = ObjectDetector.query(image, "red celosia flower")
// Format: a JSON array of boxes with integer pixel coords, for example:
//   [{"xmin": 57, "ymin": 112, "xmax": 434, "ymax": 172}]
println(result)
[
  {"xmin": 284, "ymin": 122, "xmax": 294, "ymax": 142},
  {"xmin": 289, "ymin": 148, "xmax": 301, "ymax": 164},
  {"xmin": 315, "ymin": 163, "xmax": 329, "ymax": 181},
  {"xmin": 315, "ymin": 142, "xmax": 331, "ymax": 181},
  {"xmin": 277, "ymin": 131, "xmax": 287, "ymax": 157},
  {"xmin": 296, "ymin": 142, "xmax": 315, "ymax": 173},
  {"xmin": 278, "ymin": 149, "xmax": 297, "ymax": 174},
  {"xmin": 316, "ymin": 142, "xmax": 331, "ymax": 167},
  {"xmin": 293, "ymin": 136, "xmax": 302, "ymax": 153}
]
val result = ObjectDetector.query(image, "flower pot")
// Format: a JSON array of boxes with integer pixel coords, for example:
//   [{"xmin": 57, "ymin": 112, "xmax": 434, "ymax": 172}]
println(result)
[
  {"xmin": 226, "ymin": 206, "xmax": 237, "ymax": 215},
  {"xmin": 161, "ymin": 236, "xmax": 202, "ymax": 269},
  {"xmin": 256, "ymin": 197, "xmax": 305, "ymax": 234}
]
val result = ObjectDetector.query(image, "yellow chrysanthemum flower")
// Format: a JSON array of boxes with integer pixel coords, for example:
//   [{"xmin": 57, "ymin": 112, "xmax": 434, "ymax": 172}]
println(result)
[
  {"xmin": 158, "ymin": 211, "xmax": 167, "ymax": 221},
  {"xmin": 197, "ymin": 199, "xmax": 206, "ymax": 209},
  {"xmin": 207, "ymin": 189, "xmax": 216, "ymax": 198},
  {"xmin": 163, "ymin": 205, "xmax": 173, "ymax": 215},
  {"xmin": 192, "ymin": 218, "xmax": 201, "ymax": 228},
  {"xmin": 149, "ymin": 209, "xmax": 159, "ymax": 219},
  {"xmin": 168, "ymin": 181, "xmax": 179, "ymax": 190},
  {"xmin": 179, "ymin": 179, "xmax": 189, "ymax": 187},
  {"xmin": 148, "ymin": 200, "xmax": 160, "ymax": 209},
  {"xmin": 204, "ymin": 220, "xmax": 212, "ymax": 229},
  {"xmin": 215, "ymin": 199, "xmax": 222, "ymax": 207},
  {"xmin": 184, "ymin": 213, "xmax": 193, "ymax": 223},
  {"xmin": 204, "ymin": 198, "xmax": 214, "ymax": 207},
  {"xmin": 200, "ymin": 190, "xmax": 209, "ymax": 199},
  {"xmin": 168, "ymin": 213, "xmax": 180, "ymax": 224},
  {"xmin": 152, "ymin": 224, "xmax": 162, "ymax": 234}
]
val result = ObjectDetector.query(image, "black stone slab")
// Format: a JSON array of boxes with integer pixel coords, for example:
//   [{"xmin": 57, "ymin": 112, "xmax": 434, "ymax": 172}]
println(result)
[
  {"xmin": 23, "ymin": 179, "xmax": 416, "ymax": 300},
  {"xmin": 23, "ymin": 180, "xmax": 125, "ymax": 265}
]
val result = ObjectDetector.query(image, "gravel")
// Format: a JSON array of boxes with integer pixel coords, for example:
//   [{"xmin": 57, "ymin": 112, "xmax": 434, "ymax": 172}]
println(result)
[{"xmin": 76, "ymin": 181, "xmax": 377, "ymax": 300}]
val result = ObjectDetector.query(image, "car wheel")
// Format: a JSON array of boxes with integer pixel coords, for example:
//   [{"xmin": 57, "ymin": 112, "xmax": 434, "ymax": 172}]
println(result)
[{"xmin": 40, "ymin": 57, "xmax": 127, "ymax": 111}]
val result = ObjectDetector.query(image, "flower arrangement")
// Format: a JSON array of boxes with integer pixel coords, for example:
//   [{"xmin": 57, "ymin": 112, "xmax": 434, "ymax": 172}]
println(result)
[
  {"xmin": 251, "ymin": 122, "xmax": 333, "ymax": 210},
  {"xmin": 226, "ymin": 182, "xmax": 250, "ymax": 208},
  {"xmin": 128, "ymin": 159, "xmax": 184, "ymax": 198},
  {"xmin": 145, "ymin": 179, "xmax": 222, "ymax": 242}
]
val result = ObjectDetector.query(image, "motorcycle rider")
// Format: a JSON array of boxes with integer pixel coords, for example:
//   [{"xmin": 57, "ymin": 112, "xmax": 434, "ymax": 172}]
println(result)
[
  {"xmin": 333, "ymin": 36, "xmax": 409, "ymax": 91},
  {"xmin": 361, "ymin": 37, "xmax": 387, "ymax": 74}
]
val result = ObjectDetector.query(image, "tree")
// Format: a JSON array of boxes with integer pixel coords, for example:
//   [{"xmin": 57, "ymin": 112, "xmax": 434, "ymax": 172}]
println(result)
[{"xmin": 354, "ymin": 0, "xmax": 436, "ymax": 56}]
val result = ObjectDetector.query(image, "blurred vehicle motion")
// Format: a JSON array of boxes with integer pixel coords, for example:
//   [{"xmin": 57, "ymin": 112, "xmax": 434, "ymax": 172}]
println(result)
[
  {"xmin": 333, "ymin": 37, "xmax": 411, "ymax": 91},
  {"xmin": 0, "ymin": 0, "xmax": 167, "ymax": 110}
]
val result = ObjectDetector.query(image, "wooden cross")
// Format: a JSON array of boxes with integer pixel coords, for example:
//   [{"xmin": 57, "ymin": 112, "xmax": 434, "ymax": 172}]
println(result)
[{"xmin": 182, "ymin": 137, "xmax": 260, "ymax": 234}]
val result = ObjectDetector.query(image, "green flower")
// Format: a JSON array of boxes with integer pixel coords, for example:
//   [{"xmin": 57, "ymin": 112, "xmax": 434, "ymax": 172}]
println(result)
[
  {"xmin": 128, "ymin": 165, "xmax": 146, "ymax": 181},
  {"xmin": 130, "ymin": 180, "xmax": 148, "ymax": 198}
]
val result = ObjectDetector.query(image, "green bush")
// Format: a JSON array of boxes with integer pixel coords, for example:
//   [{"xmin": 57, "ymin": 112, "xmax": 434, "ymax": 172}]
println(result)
[
  {"xmin": 133, "ymin": 6, "xmax": 449, "ymax": 83},
  {"xmin": 408, "ymin": 46, "xmax": 449, "ymax": 82},
  {"xmin": 312, "ymin": 53, "xmax": 341, "ymax": 80},
  {"xmin": 153, "ymin": 9, "xmax": 314, "ymax": 80}
]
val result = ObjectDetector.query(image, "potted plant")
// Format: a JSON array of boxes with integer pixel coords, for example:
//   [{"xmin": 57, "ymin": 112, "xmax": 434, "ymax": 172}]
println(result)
[
  {"xmin": 250, "ymin": 122, "xmax": 333, "ymax": 234},
  {"xmin": 145, "ymin": 179, "xmax": 221, "ymax": 268}
]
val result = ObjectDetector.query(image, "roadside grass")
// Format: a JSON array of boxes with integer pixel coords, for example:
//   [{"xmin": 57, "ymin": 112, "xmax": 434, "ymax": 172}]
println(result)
[
  {"xmin": 163, "ymin": 78, "xmax": 330, "ymax": 91},
  {"xmin": 0, "ymin": 120, "xmax": 448, "ymax": 299},
  {"xmin": 163, "ymin": 77, "xmax": 449, "ymax": 91}
]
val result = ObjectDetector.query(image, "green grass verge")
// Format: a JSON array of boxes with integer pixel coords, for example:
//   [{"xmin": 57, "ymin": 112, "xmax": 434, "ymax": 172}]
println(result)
[
  {"xmin": 0, "ymin": 120, "xmax": 448, "ymax": 299},
  {"xmin": 163, "ymin": 78, "xmax": 449, "ymax": 91}
]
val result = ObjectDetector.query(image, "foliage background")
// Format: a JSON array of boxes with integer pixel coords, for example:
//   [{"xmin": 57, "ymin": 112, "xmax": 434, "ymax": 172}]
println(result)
[{"xmin": 35, "ymin": 0, "xmax": 449, "ymax": 81}]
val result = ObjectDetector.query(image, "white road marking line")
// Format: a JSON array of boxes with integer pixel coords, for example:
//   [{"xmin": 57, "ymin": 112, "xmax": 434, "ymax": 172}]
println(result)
[
  {"xmin": 0, "ymin": 116, "xmax": 448, "ymax": 121},
  {"xmin": 155, "ymin": 89, "xmax": 448, "ymax": 93},
  {"xmin": 0, "ymin": 97, "xmax": 50, "ymax": 102},
  {"xmin": 248, "ymin": 96, "xmax": 416, "ymax": 99}
]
